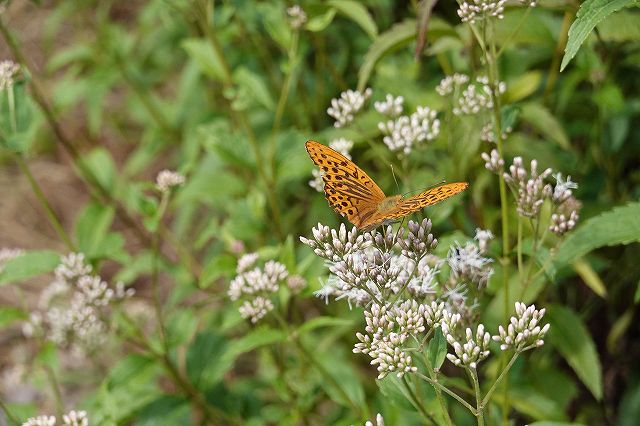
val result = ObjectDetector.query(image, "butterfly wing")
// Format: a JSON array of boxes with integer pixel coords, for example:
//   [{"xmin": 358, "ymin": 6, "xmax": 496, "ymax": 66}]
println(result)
[
  {"xmin": 305, "ymin": 140, "xmax": 386, "ymax": 228},
  {"xmin": 359, "ymin": 182, "xmax": 469, "ymax": 229}
]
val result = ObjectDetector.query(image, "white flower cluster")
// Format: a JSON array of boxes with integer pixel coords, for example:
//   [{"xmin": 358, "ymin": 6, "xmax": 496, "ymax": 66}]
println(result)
[
  {"xmin": 22, "ymin": 253, "xmax": 134, "ymax": 355},
  {"xmin": 481, "ymin": 148, "xmax": 504, "ymax": 174},
  {"xmin": 301, "ymin": 222, "xmax": 440, "ymax": 307},
  {"xmin": 436, "ymin": 73, "xmax": 470, "ymax": 96},
  {"xmin": 493, "ymin": 302, "xmax": 550, "ymax": 351},
  {"xmin": 0, "ymin": 60, "xmax": 20, "ymax": 91},
  {"xmin": 374, "ymin": 94, "xmax": 404, "ymax": 117},
  {"xmin": 504, "ymin": 157, "xmax": 553, "ymax": 218},
  {"xmin": 155, "ymin": 169, "xmax": 185, "ymax": 192},
  {"xmin": 446, "ymin": 324, "xmax": 491, "ymax": 369},
  {"xmin": 378, "ymin": 106, "xmax": 440, "ymax": 155},
  {"xmin": 458, "ymin": 0, "xmax": 506, "ymax": 23},
  {"xmin": 455, "ymin": 77, "xmax": 506, "ymax": 116},
  {"xmin": 474, "ymin": 228, "xmax": 494, "ymax": 254},
  {"xmin": 447, "ymin": 241, "xmax": 494, "ymax": 288},
  {"xmin": 22, "ymin": 410, "xmax": 89, "ymax": 426},
  {"xmin": 287, "ymin": 5, "xmax": 307, "ymax": 29},
  {"xmin": 327, "ymin": 88, "xmax": 372, "ymax": 128},
  {"xmin": 229, "ymin": 253, "xmax": 300, "ymax": 323}
]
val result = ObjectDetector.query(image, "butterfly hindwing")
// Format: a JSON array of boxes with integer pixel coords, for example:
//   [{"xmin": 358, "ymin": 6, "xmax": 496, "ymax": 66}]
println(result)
[{"xmin": 396, "ymin": 182, "xmax": 469, "ymax": 215}]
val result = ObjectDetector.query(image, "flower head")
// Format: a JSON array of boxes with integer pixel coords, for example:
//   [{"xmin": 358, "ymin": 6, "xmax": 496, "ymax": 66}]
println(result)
[
  {"xmin": 155, "ymin": 170, "xmax": 185, "ymax": 192},
  {"xmin": 481, "ymin": 149, "xmax": 504, "ymax": 174},
  {"xmin": 327, "ymin": 88, "xmax": 372, "ymax": 128},
  {"xmin": 365, "ymin": 413, "xmax": 385, "ymax": 426},
  {"xmin": 493, "ymin": 302, "xmax": 550, "ymax": 351},
  {"xmin": 447, "ymin": 242, "xmax": 494, "ymax": 288},
  {"xmin": 374, "ymin": 94, "xmax": 404, "ymax": 117},
  {"xmin": 504, "ymin": 157, "xmax": 553, "ymax": 217},
  {"xmin": 458, "ymin": 0, "xmax": 507, "ymax": 24},
  {"xmin": 378, "ymin": 106, "xmax": 440, "ymax": 155},
  {"xmin": 445, "ymin": 324, "xmax": 491, "ymax": 369},
  {"xmin": 0, "ymin": 60, "xmax": 20, "ymax": 91},
  {"xmin": 474, "ymin": 228, "xmax": 494, "ymax": 254},
  {"xmin": 287, "ymin": 5, "xmax": 307, "ymax": 29},
  {"xmin": 329, "ymin": 138, "xmax": 354, "ymax": 160}
]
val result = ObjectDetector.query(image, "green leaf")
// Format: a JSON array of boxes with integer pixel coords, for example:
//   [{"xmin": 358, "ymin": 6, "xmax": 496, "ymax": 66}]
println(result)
[
  {"xmin": 561, "ymin": 0, "xmax": 636, "ymax": 71},
  {"xmin": 597, "ymin": 10, "xmax": 640, "ymax": 42},
  {"xmin": 297, "ymin": 316, "xmax": 356, "ymax": 334},
  {"xmin": 358, "ymin": 19, "xmax": 416, "ymax": 92},
  {"xmin": 138, "ymin": 395, "xmax": 190, "ymax": 426},
  {"xmin": 635, "ymin": 280, "xmax": 640, "ymax": 304},
  {"xmin": 606, "ymin": 308, "xmax": 633, "ymax": 353},
  {"xmin": 520, "ymin": 102, "xmax": 571, "ymax": 150},
  {"xmin": 279, "ymin": 234, "xmax": 296, "ymax": 272},
  {"xmin": 182, "ymin": 38, "xmax": 227, "ymax": 83},
  {"xmin": 305, "ymin": 7, "xmax": 337, "ymax": 32},
  {"xmin": 546, "ymin": 305, "xmax": 603, "ymax": 400},
  {"xmin": 328, "ymin": 0, "xmax": 378, "ymax": 39},
  {"xmin": 427, "ymin": 328, "xmax": 447, "ymax": 370},
  {"xmin": 186, "ymin": 331, "xmax": 228, "ymax": 390},
  {"xmin": 571, "ymin": 258, "xmax": 606, "ymax": 297},
  {"xmin": 504, "ymin": 71, "xmax": 542, "ymax": 103},
  {"xmin": 555, "ymin": 202, "xmax": 640, "ymax": 267},
  {"xmin": 199, "ymin": 254, "xmax": 236, "ymax": 288},
  {"xmin": 75, "ymin": 202, "xmax": 115, "ymax": 258},
  {"xmin": 0, "ymin": 82, "xmax": 36, "ymax": 153},
  {"xmin": 0, "ymin": 250, "xmax": 60, "ymax": 286},
  {"xmin": 0, "ymin": 306, "xmax": 27, "ymax": 327},
  {"xmin": 233, "ymin": 67, "xmax": 275, "ymax": 111},
  {"xmin": 80, "ymin": 147, "xmax": 117, "ymax": 193},
  {"xmin": 501, "ymin": 105, "xmax": 521, "ymax": 135}
]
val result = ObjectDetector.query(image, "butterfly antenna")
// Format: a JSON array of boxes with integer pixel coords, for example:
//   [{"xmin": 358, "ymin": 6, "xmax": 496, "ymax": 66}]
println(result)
[
  {"xmin": 401, "ymin": 179, "xmax": 446, "ymax": 197},
  {"xmin": 390, "ymin": 164, "xmax": 402, "ymax": 194}
]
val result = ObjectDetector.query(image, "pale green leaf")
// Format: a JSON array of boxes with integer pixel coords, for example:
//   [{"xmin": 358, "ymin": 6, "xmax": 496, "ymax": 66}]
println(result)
[
  {"xmin": 561, "ymin": 0, "xmax": 636, "ymax": 71},
  {"xmin": 0, "ymin": 306, "xmax": 27, "ymax": 327},
  {"xmin": 555, "ymin": 202, "xmax": 640, "ymax": 267},
  {"xmin": 606, "ymin": 308, "xmax": 633, "ymax": 353},
  {"xmin": 427, "ymin": 328, "xmax": 447, "ymax": 370},
  {"xmin": 358, "ymin": 19, "xmax": 416, "ymax": 92},
  {"xmin": 572, "ymin": 258, "xmax": 607, "ymax": 297},
  {"xmin": 328, "ymin": 0, "xmax": 378, "ymax": 39},
  {"xmin": 520, "ymin": 102, "xmax": 571, "ymax": 150},
  {"xmin": 182, "ymin": 38, "xmax": 227, "ymax": 83},
  {"xmin": 0, "ymin": 251, "xmax": 60, "ymax": 286},
  {"xmin": 305, "ymin": 8, "xmax": 337, "ymax": 32},
  {"xmin": 297, "ymin": 316, "xmax": 356, "ymax": 334},
  {"xmin": 199, "ymin": 254, "xmax": 236, "ymax": 289},
  {"xmin": 547, "ymin": 305, "xmax": 603, "ymax": 400},
  {"xmin": 233, "ymin": 67, "xmax": 275, "ymax": 111},
  {"xmin": 504, "ymin": 71, "xmax": 542, "ymax": 103}
]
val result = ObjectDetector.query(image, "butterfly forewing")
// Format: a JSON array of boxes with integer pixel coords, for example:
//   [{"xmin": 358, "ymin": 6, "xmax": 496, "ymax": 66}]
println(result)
[
  {"xmin": 305, "ymin": 140, "xmax": 386, "ymax": 227},
  {"xmin": 397, "ymin": 182, "xmax": 469, "ymax": 214}
]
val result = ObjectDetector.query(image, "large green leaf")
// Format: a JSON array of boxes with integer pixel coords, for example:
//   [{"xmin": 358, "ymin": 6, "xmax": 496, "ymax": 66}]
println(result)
[
  {"xmin": 427, "ymin": 328, "xmax": 447, "ymax": 370},
  {"xmin": 182, "ymin": 38, "xmax": 227, "ymax": 83},
  {"xmin": 554, "ymin": 202, "xmax": 640, "ymax": 267},
  {"xmin": 328, "ymin": 0, "xmax": 378, "ymax": 39},
  {"xmin": 561, "ymin": 0, "xmax": 637, "ymax": 71},
  {"xmin": 546, "ymin": 305, "xmax": 603, "ymax": 400},
  {"xmin": 520, "ymin": 102, "xmax": 571, "ymax": 150},
  {"xmin": 0, "ymin": 250, "xmax": 60, "ymax": 286},
  {"xmin": 357, "ymin": 19, "xmax": 416, "ymax": 91}
]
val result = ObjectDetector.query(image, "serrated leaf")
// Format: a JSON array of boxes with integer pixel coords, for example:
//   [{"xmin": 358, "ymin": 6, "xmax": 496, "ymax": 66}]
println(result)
[
  {"xmin": 182, "ymin": 38, "xmax": 227, "ymax": 83},
  {"xmin": 357, "ymin": 19, "xmax": 416, "ymax": 91},
  {"xmin": 547, "ymin": 305, "xmax": 603, "ymax": 400},
  {"xmin": 555, "ymin": 202, "xmax": 640, "ymax": 267},
  {"xmin": 427, "ymin": 328, "xmax": 447, "ymax": 370},
  {"xmin": 0, "ymin": 251, "xmax": 60, "ymax": 286},
  {"xmin": 328, "ymin": 0, "xmax": 378, "ymax": 39},
  {"xmin": 561, "ymin": 0, "xmax": 636, "ymax": 71},
  {"xmin": 572, "ymin": 258, "xmax": 607, "ymax": 297},
  {"xmin": 186, "ymin": 331, "xmax": 228, "ymax": 390},
  {"xmin": 520, "ymin": 102, "xmax": 571, "ymax": 150}
]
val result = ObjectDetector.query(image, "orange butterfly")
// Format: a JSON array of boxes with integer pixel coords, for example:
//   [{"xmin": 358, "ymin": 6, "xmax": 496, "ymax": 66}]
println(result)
[{"xmin": 305, "ymin": 140, "xmax": 468, "ymax": 231}]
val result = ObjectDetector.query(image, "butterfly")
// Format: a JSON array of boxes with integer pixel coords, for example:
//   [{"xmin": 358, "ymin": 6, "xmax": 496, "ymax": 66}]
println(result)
[{"xmin": 305, "ymin": 140, "xmax": 468, "ymax": 231}]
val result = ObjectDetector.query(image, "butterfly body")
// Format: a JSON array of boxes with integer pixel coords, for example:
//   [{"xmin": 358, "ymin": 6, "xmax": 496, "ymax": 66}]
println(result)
[{"xmin": 305, "ymin": 140, "xmax": 468, "ymax": 230}]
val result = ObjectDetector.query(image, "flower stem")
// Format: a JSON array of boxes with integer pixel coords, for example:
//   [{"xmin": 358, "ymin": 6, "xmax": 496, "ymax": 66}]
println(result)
[
  {"xmin": 469, "ymin": 368, "xmax": 484, "ymax": 426},
  {"xmin": 423, "ymin": 355, "xmax": 453, "ymax": 425},
  {"xmin": 481, "ymin": 352, "xmax": 519, "ymax": 407},
  {"xmin": 416, "ymin": 372, "xmax": 476, "ymax": 414},
  {"xmin": 402, "ymin": 375, "xmax": 437, "ymax": 425},
  {"xmin": 0, "ymin": 397, "xmax": 19, "ymax": 425}
]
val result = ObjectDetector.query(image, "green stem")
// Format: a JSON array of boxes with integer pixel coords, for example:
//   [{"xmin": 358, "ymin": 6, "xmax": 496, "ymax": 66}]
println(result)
[
  {"xmin": 0, "ymin": 397, "xmax": 20, "ymax": 425},
  {"xmin": 402, "ymin": 376, "xmax": 437, "ymax": 425},
  {"xmin": 416, "ymin": 372, "xmax": 477, "ymax": 414},
  {"xmin": 481, "ymin": 352, "xmax": 519, "ymax": 407},
  {"xmin": 423, "ymin": 355, "xmax": 454, "ymax": 425},
  {"xmin": 151, "ymin": 192, "xmax": 170, "ymax": 349},
  {"xmin": 469, "ymin": 368, "xmax": 484, "ymax": 426},
  {"xmin": 517, "ymin": 217, "xmax": 523, "ymax": 284},
  {"xmin": 495, "ymin": 7, "xmax": 532, "ymax": 58},
  {"xmin": 43, "ymin": 364, "xmax": 64, "ymax": 418}
]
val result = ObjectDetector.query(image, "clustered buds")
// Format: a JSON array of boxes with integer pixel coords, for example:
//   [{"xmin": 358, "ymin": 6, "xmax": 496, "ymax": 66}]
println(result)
[
  {"xmin": 327, "ymin": 88, "xmax": 372, "ymax": 128},
  {"xmin": 493, "ymin": 302, "xmax": 550, "ymax": 351},
  {"xmin": 378, "ymin": 106, "xmax": 440, "ymax": 155},
  {"xmin": 446, "ymin": 325, "xmax": 491, "ymax": 369}
]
